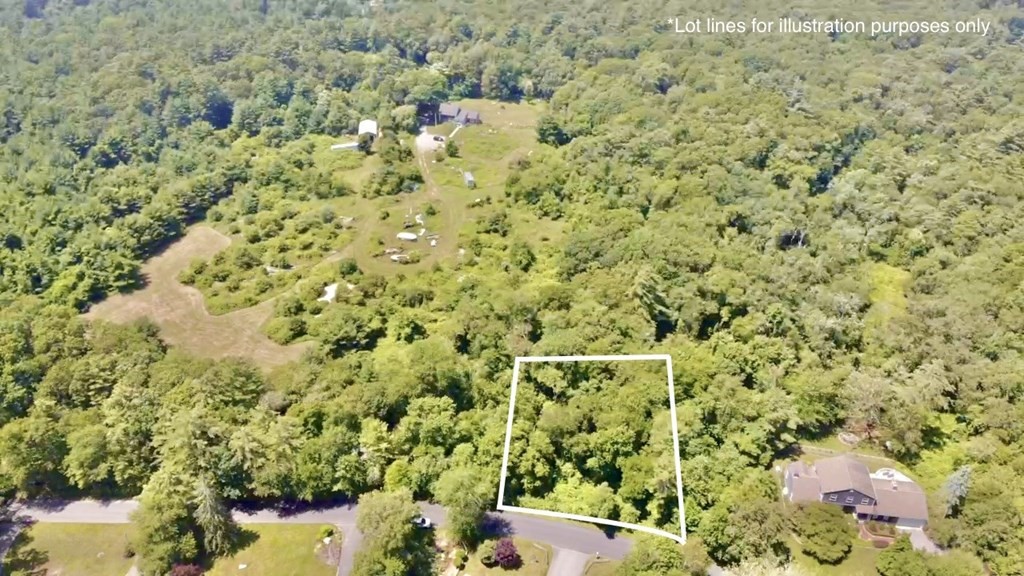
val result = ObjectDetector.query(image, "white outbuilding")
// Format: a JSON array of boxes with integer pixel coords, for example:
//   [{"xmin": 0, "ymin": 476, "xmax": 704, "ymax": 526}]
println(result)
[{"xmin": 358, "ymin": 119, "xmax": 379, "ymax": 138}]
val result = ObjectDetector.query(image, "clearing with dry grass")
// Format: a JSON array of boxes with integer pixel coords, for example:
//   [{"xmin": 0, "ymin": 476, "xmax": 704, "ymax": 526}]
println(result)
[{"xmin": 84, "ymin": 226, "xmax": 312, "ymax": 370}]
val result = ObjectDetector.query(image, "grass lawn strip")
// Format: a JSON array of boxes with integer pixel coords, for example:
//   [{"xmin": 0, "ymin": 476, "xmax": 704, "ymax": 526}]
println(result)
[
  {"xmin": 1, "ymin": 523, "xmax": 134, "ymax": 576},
  {"xmin": 205, "ymin": 524, "xmax": 336, "ymax": 576}
]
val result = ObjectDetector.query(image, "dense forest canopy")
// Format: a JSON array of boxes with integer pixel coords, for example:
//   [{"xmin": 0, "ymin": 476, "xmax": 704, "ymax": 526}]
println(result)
[{"xmin": 0, "ymin": 0, "xmax": 1023, "ymax": 574}]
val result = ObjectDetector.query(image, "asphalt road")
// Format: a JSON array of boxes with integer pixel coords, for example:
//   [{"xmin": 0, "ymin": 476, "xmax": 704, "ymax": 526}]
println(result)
[{"xmin": 6, "ymin": 499, "xmax": 634, "ymax": 575}]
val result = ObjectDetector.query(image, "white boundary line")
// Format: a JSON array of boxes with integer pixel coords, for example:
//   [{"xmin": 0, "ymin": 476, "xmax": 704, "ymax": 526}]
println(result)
[{"xmin": 497, "ymin": 354, "xmax": 687, "ymax": 545}]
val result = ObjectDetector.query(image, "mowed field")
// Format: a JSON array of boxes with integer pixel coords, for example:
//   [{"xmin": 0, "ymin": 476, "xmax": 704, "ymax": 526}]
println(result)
[
  {"xmin": 1, "ymin": 523, "xmax": 135, "ymax": 576},
  {"xmin": 205, "ymin": 525, "xmax": 337, "ymax": 576},
  {"xmin": 84, "ymin": 226, "xmax": 312, "ymax": 370}
]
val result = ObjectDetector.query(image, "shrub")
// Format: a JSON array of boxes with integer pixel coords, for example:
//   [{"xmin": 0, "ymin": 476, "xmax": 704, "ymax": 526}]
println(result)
[
  {"xmin": 478, "ymin": 540, "xmax": 498, "ymax": 566},
  {"xmin": 265, "ymin": 316, "xmax": 305, "ymax": 344},
  {"xmin": 495, "ymin": 538, "xmax": 521, "ymax": 569},
  {"xmin": 337, "ymin": 257, "xmax": 360, "ymax": 276},
  {"xmin": 318, "ymin": 525, "xmax": 336, "ymax": 540},
  {"xmin": 122, "ymin": 540, "xmax": 135, "ymax": 559},
  {"xmin": 170, "ymin": 565, "xmax": 204, "ymax": 576}
]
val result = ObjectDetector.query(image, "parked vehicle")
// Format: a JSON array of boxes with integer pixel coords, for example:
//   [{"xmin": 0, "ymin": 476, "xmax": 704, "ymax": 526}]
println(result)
[{"xmin": 412, "ymin": 516, "xmax": 433, "ymax": 529}]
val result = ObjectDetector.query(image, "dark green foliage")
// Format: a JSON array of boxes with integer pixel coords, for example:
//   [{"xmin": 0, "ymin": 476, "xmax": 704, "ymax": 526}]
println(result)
[
  {"xmin": 792, "ymin": 503, "xmax": 852, "ymax": 564},
  {"xmin": 877, "ymin": 536, "xmax": 930, "ymax": 576},
  {"xmin": 0, "ymin": 0, "xmax": 1021, "ymax": 572}
]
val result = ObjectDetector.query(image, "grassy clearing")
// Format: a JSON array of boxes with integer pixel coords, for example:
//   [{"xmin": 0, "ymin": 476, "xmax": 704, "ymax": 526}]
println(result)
[
  {"xmin": 1, "ymin": 523, "xmax": 134, "ymax": 576},
  {"xmin": 205, "ymin": 525, "xmax": 337, "ymax": 576},
  {"xmin": 83, "ymin": 225, "xmax": 312, "ymax": 370},
  {"xmin": 863, "ymin": 262, "xmax": 911, "ymax": 342},
  {"xmin": 343, "ymin": 99, "xmax": 549, "ymax": 276},
  {"xmin": 462, "ymin": 538, "xmax": 552, "ymax": 576}
]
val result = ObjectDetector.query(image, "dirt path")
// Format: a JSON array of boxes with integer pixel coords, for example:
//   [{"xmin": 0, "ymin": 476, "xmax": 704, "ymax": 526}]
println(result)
[{"xmin": 84, "ymin": 226, "xmax": 312, "ymax": 370}]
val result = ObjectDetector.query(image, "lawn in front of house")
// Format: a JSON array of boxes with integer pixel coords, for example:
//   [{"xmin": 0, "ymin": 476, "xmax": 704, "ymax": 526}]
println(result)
[
  {"xmin": 462, "ymin": 538, "xmax": 552, "ymax": 576},
  {"xmin": 1, "ymin": 523, "xmax": 135, "ymax": 576},
  {"xmin": 204, "ymin": 524, "xmax": 337, "ymax": 576}
]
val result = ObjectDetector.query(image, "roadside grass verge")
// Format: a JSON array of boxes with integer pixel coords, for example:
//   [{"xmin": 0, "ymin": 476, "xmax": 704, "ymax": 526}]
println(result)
[
  {"xmin": 205, "ymin": 524, "xmax": 337, "ymax": 576},
  {"xmin": 1, "ymin": 523, "xmax": 134, "ymax": 576}
]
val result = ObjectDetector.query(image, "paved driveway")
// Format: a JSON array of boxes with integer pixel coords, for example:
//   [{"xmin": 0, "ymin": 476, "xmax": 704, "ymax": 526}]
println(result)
[
  {"xmin": 547, "ymin": 548, "xmax": 591, "ymax": 576},
  {"xmin": 909, "ymin": 528, "xmax": 944, "ymax": 554}
]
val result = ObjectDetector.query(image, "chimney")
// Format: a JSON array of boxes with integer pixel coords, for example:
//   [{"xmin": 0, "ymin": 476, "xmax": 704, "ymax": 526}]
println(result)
[{"xmin": 891, "ymin": 480, "xmax": 898, "ymax": 490}]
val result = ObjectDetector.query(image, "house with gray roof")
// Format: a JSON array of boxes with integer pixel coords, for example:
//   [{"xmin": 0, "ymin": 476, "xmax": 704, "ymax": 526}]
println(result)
[
  {"xmin": 784, "ymin": 455, "xmax": 929, "ymax": 529},
  {"xmin": 438, "ymin": 103, "xmax": 461, "ymax": 122}
]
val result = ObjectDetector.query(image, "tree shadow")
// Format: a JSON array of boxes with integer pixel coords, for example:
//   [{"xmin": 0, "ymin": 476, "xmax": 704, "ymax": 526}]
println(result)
[
  {"xmin": 232, "ymin": 495, "xmax": 355, "ymax": 518},
  {"xmin": 198, "ymin": 527, "xmax": 260, "ymax": 571},
  {"xmin": 2, "ymin": 528, "xmax": 48, "ymax": 576},
  {"xmin": 481, "ymin": 515, "xmax": 514, "ymax": 538},
  {"xmin": 597, "ymin": 523, "xmax": 621, "ymax": 539},
  {"xmin": 227, "ymin": 526, "xmax": 260, "ymax": 556}
]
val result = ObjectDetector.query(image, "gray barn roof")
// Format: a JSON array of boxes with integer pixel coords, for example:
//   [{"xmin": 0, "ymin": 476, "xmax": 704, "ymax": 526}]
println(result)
[{"xmin": 439, "ymin": 103, "xmax": 460, "ymax": 117}]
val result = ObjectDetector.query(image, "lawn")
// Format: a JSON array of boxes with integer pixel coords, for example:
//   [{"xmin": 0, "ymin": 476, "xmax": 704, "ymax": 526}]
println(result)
[
  {"xmin": 1, "ymin": 523, "xmax": 135, "ymax": 576},
  {"xmin": 461, "ymin": 538, "xmax": 552, "ymax": 576},
  {"xmin": 83, "ymin": 225, "xmax": 313, "ymax": 371},
  {"xmin": 584, "ymin": 558, "xmax": 621, "ymax": 575},
  {"xmin": 205, "ymin": 525, "xmax": 337, "ymax": 576}
]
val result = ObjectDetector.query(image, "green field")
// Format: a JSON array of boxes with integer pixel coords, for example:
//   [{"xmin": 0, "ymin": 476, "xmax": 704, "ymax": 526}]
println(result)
[
  {"xmin": 1, "ymin": 523, "xmax": 135, "ymax": 576},
  {"xmin": 462, "ymin": 538, "xmax": 552, "ymax": 576},
  {"xmin": 204, "ymin": 525, "xmax": 337, "ymax": 576}
]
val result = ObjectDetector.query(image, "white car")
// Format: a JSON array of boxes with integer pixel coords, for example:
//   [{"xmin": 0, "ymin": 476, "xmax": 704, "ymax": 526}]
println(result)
[{"xmin": 412, "ymin": 516, "xmax": 433, "ymax": 529}]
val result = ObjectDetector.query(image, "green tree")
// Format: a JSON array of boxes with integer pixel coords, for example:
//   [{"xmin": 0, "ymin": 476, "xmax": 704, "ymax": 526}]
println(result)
[
  {"xmin": 876, "ymin": 535, "xmax": 930, "ymax": 576},
  {"xmin": 791, "ymin": 503, "xmax": 852, "ymax": 564},
  {"xmin": 192, "ymin": 476, "xmax": 236, "ymax": 556},
  {"xmin": 434, "ymin": 467, "xmax": 491, "ymax": 545}
]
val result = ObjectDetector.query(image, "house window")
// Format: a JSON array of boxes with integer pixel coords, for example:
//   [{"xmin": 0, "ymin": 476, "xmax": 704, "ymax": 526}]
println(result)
[
  {"xmin": 828, "ymin": 494, "xmax": 838, "ymax": 502},
  {"xmin": 861, "ymin": 497, "xmax": 871, "ymax": 505},
  {"xmin": 845, "ymin": 496, "xmax": 854, "ymax": 504}
]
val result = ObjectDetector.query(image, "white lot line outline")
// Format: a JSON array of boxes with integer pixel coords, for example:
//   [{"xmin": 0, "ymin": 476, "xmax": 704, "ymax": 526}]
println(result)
[{"xmin": 497, "ymin": 354, "xmax": 687, "ymax": 545}]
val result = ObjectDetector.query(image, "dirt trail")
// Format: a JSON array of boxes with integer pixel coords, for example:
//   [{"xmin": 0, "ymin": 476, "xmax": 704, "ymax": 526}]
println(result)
[{"xmin": 84, "ymin": 226, "xmax": 312, "ymax": 370}]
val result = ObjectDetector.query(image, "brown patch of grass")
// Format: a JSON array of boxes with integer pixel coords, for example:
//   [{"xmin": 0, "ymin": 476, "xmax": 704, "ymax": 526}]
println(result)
[{"xmin": 84, "ymin": 226, "xmax": 312, "ymax": 370}]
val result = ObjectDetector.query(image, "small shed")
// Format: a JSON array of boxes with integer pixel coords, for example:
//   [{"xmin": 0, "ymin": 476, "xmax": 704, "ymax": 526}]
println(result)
[
  {"xmin": 463, "ymin": 172, "xmax": 476, "ymax": 189},
  {"xmin": 358, "ymin": 119, "xmax": 379, "ymax": 138}
]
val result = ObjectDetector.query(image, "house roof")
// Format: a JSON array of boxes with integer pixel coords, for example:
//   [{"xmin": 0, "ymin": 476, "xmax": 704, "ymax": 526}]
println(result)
[
  {"xmin": 857, "ymin": 478, "xmax": 929, "ymax": 521},
  {"xmin": 464, "ymin": 110, "xmax": 480, "ymax": 121},
  {"xmin": 439, "ymin": 103, "xmax": 460, "ymax": 117},
  {"xmin": 816, "ymin": 455, "xmax": 875, "ymax": 498}
]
